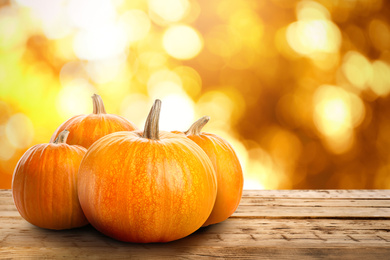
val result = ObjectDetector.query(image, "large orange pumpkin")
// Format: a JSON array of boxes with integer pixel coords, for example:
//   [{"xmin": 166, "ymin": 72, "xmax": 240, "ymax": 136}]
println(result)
[
  {"xmin": 50, "ymin": 94, "xmax": 137, "ymax": 148},
  {"xmin": 12, "ymin": 130, "xmax": 88, "ymax": 230},
  {"xmin": 78, "ymin": 100, "xmax": 217, "ymax": 243},
  {"xmin": 183, "ymin": 116, "xmax": 243, "ymax": 226}
]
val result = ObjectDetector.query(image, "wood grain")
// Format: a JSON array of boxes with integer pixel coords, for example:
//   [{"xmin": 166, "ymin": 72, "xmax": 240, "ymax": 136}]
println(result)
[
  {"xmin": 1, "ymin": 189, "xmax": 389, "ymax": 259},
  {"xmin": 243, "ymin": 189, "xmax": 390, "ymax": 199}
]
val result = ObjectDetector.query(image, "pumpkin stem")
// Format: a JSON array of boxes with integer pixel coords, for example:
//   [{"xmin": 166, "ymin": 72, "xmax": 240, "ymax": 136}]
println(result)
[
  {"xmin": 53, "ymin": 130, "xmax": 70, "ymax": 144},
  {"xmin": 185, "ymin": 116, "xmax": 210, "ymax": 136},
  {"xmin": 143, "ymin": 99, "xmax": 162, "ymax": 140},
  {"xmin": 92, "ymin": 94, "xmax": 107, "ymax": 114}
]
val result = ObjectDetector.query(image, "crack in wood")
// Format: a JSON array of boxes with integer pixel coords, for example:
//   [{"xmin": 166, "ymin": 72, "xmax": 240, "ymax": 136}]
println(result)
[
  {"xmin": 0, "ymin": 233, "xmax": 10, "ymax": 244},
  {"xmin": 250, "ymin": 234, "xmax": 257, "ymax": 241},
  {"xmin": 377, "ymin": 235, "xmax": 390, "ymax": 242},
  {"xmin": 241, "ymin": 228, "xmax": 254, "ymax": 233},
  {"xmin": 347, "ymin": 235, "xmax": 360, "ymax": 242},
  {"xmin": 195, "ymin": 254, "xmax": 224, "ymax": 258},
  {"xmin": 281, "ymin": 235, "xmax": 291, "ymax": 241},
  {"xmin": 216, "ymin": 234, "xmax": 224, "ymax": 242},
  {"xmin": 313, "ymin": 232, "xmax": 327, "ymax": 241},
  {"xmin": 311, "ymin": 227, "xmax": 334, "ymax": 234}
]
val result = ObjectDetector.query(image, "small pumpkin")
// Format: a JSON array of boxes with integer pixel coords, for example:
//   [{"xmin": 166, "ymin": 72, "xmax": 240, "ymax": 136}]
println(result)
[
  {"xmin": 78, "ymin": 100, "xmax": 217, "ymax": 243},
  {"xmin": 183, "ymin": 116, "xmax": 243, "ymax": 226},
  {"xmin": 50, "ymin": 94, "xmax": 137, "ymax": 148},
  {"xmin": 12, "ymin": 130, "xmax": 88, "ymax": 230}
]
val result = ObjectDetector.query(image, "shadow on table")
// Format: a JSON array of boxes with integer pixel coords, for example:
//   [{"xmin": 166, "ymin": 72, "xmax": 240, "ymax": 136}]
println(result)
[{"xmin": 16, "ymin": 222, "xmax": 225, "ymax": 258}]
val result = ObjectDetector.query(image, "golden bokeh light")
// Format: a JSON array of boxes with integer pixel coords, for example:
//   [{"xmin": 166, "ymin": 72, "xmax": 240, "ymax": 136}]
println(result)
[
  {"xmin": 120, "ymin": 93, "xmax": 150, "ymax": 128},
  {"xmin": 173, "ymin": 66, "xmax": 202, "ymax": 97},
  {"xmin": 163, "ymin": 25, "xmax": 203, "ymax": 60},
  {"xmin": 148, "ymin": 0, "xmax": 189, "ymax": 23},
  {"xmin": 296, "ymin": 1, "xmax": 330, "ymax": 21},
  {"xmin": 313, "ymin": 85, "xmax": 365, "ymax": 154},
  {"xmin": 159, "ymin": 93, "xmax": 195, "ymax": 131},
  {"xmin": 57, "ymin": 79, "xmax": 96, "ymax": 119},
  {"xmin": 370, "ymin": 61, "xmax": 390, "ymax": 97},
  {"xmin": 196, "ymin": 91, "xmax": 234, "ymax": 130},
  {"xmin": 206, "ymin": 25, "xmax": 242, "ymax": 59},
  {"xmin": 138, "ymin": 52, "xmax": 168, "ymax": 71},
  {"xmin": 66, "ymin": 0, "xmax": 116, "ymax": 30},
  {"xmin": 286, "ymin": 20, "xmax": 341, "ymax": 56},
  {"xmin": 73, "ymin": 24, "xmax": 127, "ymax": 60},
  {"xmin": 1, "ymin": 0, "xmax": 390, "ymax": 189},
  {"xmin": 147, "ymin": 69, "xmax": 182, "ymax": 92},
  {"xmin": 286, "ymin": 1, "xmax": 341, "ymax": 57},
  {"xmin": 243, "ymin": 145, "xmax": 284, "ymax": 190},
  {"xmin": 368, "ymin": 19, "xmax": 390, "ymax": 52},
  {"xmin": 0, "ymin": 126, "xmax": 15, "ymax": 161},
  {"xmin": 118, "ymin": 10, "xmax": 151, "ymax": 43},
  {"xmin": 342, "ymin": 51, "xmax": 372, "ymax": 91},
  {"xmin": 86, "ymin": 58, "xmax": 122, "ymax": 84},
  {"xmin": 5, "ymin": 113, "xmax": 34, "ymax": 149}
]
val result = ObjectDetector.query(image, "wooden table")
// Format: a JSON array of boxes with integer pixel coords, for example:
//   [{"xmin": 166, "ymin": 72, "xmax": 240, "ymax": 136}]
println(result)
[{"xmin": 1, "ymin": 189, "xmax": 390, "ymax": 259}]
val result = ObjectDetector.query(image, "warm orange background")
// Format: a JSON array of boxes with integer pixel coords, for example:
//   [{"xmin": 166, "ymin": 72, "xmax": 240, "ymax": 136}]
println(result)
[{"xmin": 1, "ymin": 0, "xmax": 390, "ymax": 189}]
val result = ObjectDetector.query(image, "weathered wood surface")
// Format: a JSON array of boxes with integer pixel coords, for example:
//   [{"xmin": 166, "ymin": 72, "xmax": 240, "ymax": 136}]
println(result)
[{"xmin": 1, "ymin": 189, "xmax": 389, "ymax": 259}]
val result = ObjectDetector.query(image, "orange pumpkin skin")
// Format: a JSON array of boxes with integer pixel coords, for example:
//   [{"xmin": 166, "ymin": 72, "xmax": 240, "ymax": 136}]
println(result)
[
  {"xmin": 78, "ymin": 131, "xmax": 217, "ymax": 243},
  {"xmin": 50, "ymin": 94, "xmax": 137, "ymax": 148},
  {"xmin": 12, "ymin": 136, "xmax": 88, "ymax": 230},
  {"xmin": 186, "ymin": 131, "xmax": 243, "ymax": 226}
]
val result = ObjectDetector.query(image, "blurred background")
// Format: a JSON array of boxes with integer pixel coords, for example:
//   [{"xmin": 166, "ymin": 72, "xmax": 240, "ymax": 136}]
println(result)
[{"xmin": 1, "ymin": 0, "xmax": 390, "ymax": 189}]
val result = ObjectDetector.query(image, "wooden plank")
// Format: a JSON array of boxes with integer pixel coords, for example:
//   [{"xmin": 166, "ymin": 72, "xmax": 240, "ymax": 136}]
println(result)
[
  {"xmin": 2, "ymin": 216, "xmax": 389, "ymax": 232},
  {"xmin": 0, "ymin": 190, "xmax": 12, "ymax": 197},
  {"xmin": 2, "ymin": 194, "xmax": 390, "ymax": 219},
  {"xmin": 0, "ymin": 205, "xmax": 17, "ymax": 211},
  {"xmin": 233, "ymin": 206, "xmax": 390, "ymax": 218},
  {"xmin": 243, "ymin": 190, "xmax": 390, "ymax": 199},
  {"xmin": 2, "ymin": 204, "xmax": 390, "ymax": 219},
  {"xmin": 239, "ymin": 197, "xmax": 390, "ymax": 207},
  {"xmin": 1, "ymin": 218, "xmax": 390, "ymax": 247},
  {"xmin": 1, "ymin": 246, "xmax": 390, "ymax": 260}
]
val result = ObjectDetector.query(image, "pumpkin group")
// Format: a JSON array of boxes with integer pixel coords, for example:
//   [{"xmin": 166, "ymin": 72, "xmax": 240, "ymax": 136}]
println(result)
[
  {"xmin": 12, "ymin": 130, "xmax": 88, "ymax": 230},
  {"xmin": 12, "ymin": 95, "xmax": 244, "ymax": 243},
  {"xmin": 50, "ymin": 94, "xmax": 137, "ymax": 148},
  {"xmin": 77, "ymin": 100, "xmax": 217, "ymax": 242}
]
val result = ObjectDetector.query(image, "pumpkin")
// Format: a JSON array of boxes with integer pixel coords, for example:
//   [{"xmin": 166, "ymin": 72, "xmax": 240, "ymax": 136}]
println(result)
[
  {"xmin": 78, "ymin": 100, "xmax": 217, "ymax": 243},
  {"xmin": 12, "ymin": 130, "xmax": 88, "ymax": 230},
  {"xmin": 183, "ymin": 116, "xmax": 243, "ymax": 226},
  {"xmin": 50, "ymin": 94, "xmax": 137, "ymax": 148}
]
